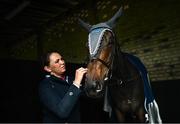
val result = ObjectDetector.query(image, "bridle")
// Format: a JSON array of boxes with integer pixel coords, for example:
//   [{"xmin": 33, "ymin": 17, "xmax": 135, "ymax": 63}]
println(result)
[
  {"xmin": 88, "ymin": 37, "xmax": 115, "ymax": 83},
  {"xmin": 88, "ymin": 37, "xmax": 137, "ymax": 87},
  {"xmin": 87, "ymin": 27, "xmax": 138, "ymax": 89},
  {"xmin": 90, "ymin": 56, "xmax": 110, "ymax": 68}
]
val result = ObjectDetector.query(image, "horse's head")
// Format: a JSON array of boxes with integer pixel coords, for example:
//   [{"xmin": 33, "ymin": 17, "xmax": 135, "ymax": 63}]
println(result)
[
  {"xmin": 85, "ymin": 28, "xmax": 115, "ymax": 98},
  {"xmin": 79, "ymin": 7, "xmax": 123, "ymax": 98}
]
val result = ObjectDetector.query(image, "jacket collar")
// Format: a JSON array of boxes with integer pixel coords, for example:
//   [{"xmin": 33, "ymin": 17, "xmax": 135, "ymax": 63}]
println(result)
[{"xmin": 47, "ymin": 75, "xmax": 72, "ymax": 85}]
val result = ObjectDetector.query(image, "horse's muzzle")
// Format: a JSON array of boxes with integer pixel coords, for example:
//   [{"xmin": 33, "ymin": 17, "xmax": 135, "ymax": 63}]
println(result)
[{"xmin": 84, "ymin": 80, "xmax": 104, "ymax": 98}]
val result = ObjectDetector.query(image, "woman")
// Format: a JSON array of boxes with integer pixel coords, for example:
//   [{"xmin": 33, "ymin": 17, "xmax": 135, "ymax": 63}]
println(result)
[{"xmin": 39, "ymin": 51, "xmax": 87, "ymax": 123}]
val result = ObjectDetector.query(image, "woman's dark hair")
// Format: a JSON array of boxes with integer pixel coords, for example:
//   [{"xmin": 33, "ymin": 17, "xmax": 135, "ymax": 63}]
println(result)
[
  {"xmin": 38, "ymin": 52, "xmax": 53, "ymax": 77},
  {"xmin": 40, "ymin": 51, "xmax": 61, "ymax": 69},
  {"xmin": 40, "ymin": 51, "xmax": 58, "ymax": 70},
  {"xmin": 41, "ymin": 52, "xmax": 52, "ymax": 68}
]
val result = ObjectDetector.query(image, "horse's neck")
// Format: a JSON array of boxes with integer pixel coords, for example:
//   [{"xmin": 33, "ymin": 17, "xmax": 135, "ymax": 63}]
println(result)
[{"xmin": 112, "ymin": 48, "xmax": 129, "ymax": 80}]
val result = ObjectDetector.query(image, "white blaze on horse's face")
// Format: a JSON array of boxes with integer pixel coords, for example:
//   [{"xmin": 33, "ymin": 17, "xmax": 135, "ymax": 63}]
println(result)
[{"xmin": 85, "ymin": 28, "xmax": 114, "ymax": 97}]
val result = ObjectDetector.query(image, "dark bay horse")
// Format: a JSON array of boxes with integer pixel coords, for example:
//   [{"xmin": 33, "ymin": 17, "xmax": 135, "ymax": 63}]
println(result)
[{"xmin": 79, "ymin": 7, "xmax": 162, "ymax": 123}]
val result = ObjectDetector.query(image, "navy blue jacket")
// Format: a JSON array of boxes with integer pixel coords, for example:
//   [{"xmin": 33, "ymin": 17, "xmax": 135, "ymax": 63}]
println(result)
[{"xmin": 39, "ymin": 75, "xmax": 82, "ymax": 123}]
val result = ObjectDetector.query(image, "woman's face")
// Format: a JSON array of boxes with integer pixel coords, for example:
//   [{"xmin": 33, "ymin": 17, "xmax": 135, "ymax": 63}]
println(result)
[{"xmin": 46, "ymin": 52, "xmax": 66, "ymax": 76}]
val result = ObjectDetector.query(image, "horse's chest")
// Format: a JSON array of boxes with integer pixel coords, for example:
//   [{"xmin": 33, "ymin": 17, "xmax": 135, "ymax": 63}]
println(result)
[
  {"xmin": 119, "ymin": 99, "xmax": 140, "ymax": 112},
  {"xmin": 109, "ymin": 83, "xmax": 143, "ymax": 112}
]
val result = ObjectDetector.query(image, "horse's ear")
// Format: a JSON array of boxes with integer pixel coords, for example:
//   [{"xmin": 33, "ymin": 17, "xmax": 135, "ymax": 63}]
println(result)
[
  {"xmin": 78, "ymin": 18, "xmax": 92, "ymax": 32},
  {"xmin": 106, "ymin": 7, "xmax": 123, "ymax": 28}
]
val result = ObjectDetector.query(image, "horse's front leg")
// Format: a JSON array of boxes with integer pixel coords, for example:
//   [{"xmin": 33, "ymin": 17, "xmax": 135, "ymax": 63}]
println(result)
[
  {"xmin": 114, "ymin": 108, "xmax": 125, "ymax": 122},
  {"xmin": 136, "ymin": 106, "xmax": 145, "ymax": 122}
]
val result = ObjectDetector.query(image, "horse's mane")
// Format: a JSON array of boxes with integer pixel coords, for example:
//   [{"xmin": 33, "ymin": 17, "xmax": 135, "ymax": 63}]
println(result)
[{"xmin": 111, "ymin": 38, "xmax": 129, "ymax": 81}]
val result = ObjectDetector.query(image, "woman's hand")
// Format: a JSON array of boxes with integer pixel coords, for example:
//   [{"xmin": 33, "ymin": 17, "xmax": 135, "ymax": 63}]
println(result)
[{"xmin": 73, "ymin": 67, "xmax": 88, "ymax": 87}]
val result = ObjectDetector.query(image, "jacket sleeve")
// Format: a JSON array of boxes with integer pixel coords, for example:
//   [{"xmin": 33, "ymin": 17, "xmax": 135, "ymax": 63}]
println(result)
[{"xmin": 39, "ymin": 82, "xmax": 81, "ymax": 119}]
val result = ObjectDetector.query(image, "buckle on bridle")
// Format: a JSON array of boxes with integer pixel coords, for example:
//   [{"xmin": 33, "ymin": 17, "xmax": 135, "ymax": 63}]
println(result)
[{"xmin": 104, "ymin": 77, "xmax": 108, "ymax": 81}]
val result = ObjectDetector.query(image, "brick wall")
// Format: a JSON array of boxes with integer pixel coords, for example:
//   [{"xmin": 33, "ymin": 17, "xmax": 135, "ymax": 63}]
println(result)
[
  {"xmin": 10, "ymin": 0, "xmax": 180, "ymax": 81},
  {"xmin": 116, "ymin": 0, "xmax": 180, "ymax": 81}
]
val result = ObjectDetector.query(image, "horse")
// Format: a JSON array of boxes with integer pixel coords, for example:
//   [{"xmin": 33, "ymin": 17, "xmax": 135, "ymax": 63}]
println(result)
[{"xmin": 78, "ymin": 7, "xmax": 162, "ymax": 123}]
